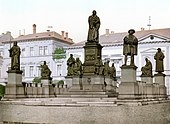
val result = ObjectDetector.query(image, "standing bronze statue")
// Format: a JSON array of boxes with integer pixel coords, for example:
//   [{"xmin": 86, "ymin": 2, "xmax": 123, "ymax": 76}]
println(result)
[
  {"xmin": 9, "ymin": 41, "xmax": 21, "ymax": 70},
  {"xmin": 41, "ymin": 61, "xmax": 52, "ymax": 79},
  {"xmin": 141, "ymin": 58, "xmax": 152, "ymax": 76},
  {"xmin": 123, "ymin": 29, "xmax": 138, "ymax": 66},
  {"xmin": 154, "ymin": 48, "xmax": 165, "ymax": 73},
  {"xmin": 87, "ymin": 10, "xmax": 100, "ymax": 42}
]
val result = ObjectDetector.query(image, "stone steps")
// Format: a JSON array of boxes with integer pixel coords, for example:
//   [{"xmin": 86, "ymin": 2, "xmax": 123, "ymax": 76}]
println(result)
[{"xmin": 56, "ymin": 94, "xmax": 109, "ymax": 98}]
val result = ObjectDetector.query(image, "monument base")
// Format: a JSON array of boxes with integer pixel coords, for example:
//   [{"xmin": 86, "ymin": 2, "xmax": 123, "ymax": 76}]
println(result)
[
  {"xmin": 118, "ymin": 82, "xmax": 139, "ymax": 99},
  {"xmin": 141, "ymin": 76, "xmax": 153, "ymax": 83},
  {"xmin": 121, "ymin": 65, "xmax": 137, "ymax": 82},
  {"xmin": 65, "ymin": 76, "xmax": 73, "ymax": 88},
  {"xmin": 41, "ymin": 79, "xmax": 52, "ymax": 97},
  {"xmin": 4, "ymin": 71, "xmax": 25, "ymax": 99}
]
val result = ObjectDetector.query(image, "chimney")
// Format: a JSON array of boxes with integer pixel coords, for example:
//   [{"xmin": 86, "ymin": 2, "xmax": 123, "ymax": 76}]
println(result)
[
  {"xmin": 33, "ymin": 24, "xmax": 36, "ymax": 34},
  {"xmin": 141, "ymin": 27, "xmax": 145, "ymax": 31},
  {"xmin": 111, "ymin": 31, "xmax": 114, "ymax": 34},
  {"xmin": 65, "ymin": 32, "xmax": 68, "ymax": 39},
  {"xmin": 61, "ymin": 31, "xmax": 64, "ymax": 38},
  {"xmin": 105, "ymin": 29, "xmax": 109, "ymax": 36}
]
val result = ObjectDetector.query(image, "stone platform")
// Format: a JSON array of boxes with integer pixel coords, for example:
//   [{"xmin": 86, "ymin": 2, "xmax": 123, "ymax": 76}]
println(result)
[{"xmin": 0, "ymin": 98, "xmax": 170, "ymax": 124}]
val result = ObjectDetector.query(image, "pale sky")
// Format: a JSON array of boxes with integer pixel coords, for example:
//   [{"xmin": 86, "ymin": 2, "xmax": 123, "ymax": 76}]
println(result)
[{"xmin": 0, "ymin": 0, "xmax": 170, "ymax": 42}]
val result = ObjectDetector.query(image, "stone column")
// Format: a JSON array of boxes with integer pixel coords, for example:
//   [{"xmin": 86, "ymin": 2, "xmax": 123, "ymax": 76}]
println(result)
[
  {"xmin": 154, "ymin": 73, "xmax": 167, "ymax": 98},
  {"xmin": 118, "ymin": 65, "xmax": 139, "ymax": 99},
  {"xmin": 4, "ymin": 70, "xmax": 24, "ymax": 99}
]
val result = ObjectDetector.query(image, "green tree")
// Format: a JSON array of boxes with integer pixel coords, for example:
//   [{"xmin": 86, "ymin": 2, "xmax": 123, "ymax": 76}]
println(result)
[{"xmin": 53, "ymin": 48, "xmax": 66, "ymax": 59}]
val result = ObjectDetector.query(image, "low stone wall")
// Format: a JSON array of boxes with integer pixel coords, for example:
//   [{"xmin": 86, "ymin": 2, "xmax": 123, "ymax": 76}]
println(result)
[{"xmin": 0, "ymin": 99, "xmax": 170, "ymax": 124}]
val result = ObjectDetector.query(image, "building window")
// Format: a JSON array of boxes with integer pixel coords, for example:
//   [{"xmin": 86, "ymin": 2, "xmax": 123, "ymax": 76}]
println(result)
[
  {"xmin": 29, "ymin": 66, "xmax": 34, "ymax": 77},
  {"xmin": 21, "ymin": 67, "xmax": 25, "ymax": 77},
  {"xmin": 37, "ymin": 66, "xmax": 41, "ymax": 77},
  {"xmin": 21, "ymin": 48, "xmax": 25, "ymax": 57},
  {"xmin": 39, "ymin": 46, "xmax": 48, "ymax": 55},
  {"xmin": 44, "ymin": 46, "xmax": 48, "ymax": 55},
  {"xmin": 57, "ymin": 64, "xmax": 62, "ymax": 76},
  {"xmin": 30, "ymin": 47, "xmax": 34, "ymax": 56},
  {"xmin": 39, "ymin": 46, "xmax": 43, "ymax": 56}
]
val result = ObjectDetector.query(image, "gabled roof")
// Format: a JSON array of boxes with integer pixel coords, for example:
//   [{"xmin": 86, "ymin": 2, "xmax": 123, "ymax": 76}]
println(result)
[
  {"xmin": 71, "ymin": 28, "xmax": 170, "ymax": 47},
  {"xmin": 3, "ymin": 31, "xmax": 74, "ymax": 45}
]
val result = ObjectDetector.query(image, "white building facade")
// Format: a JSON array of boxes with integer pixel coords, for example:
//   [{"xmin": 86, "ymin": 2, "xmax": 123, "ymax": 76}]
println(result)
[
  {"xmin": 1, "ymin": 25, "xmax": 73, "ymax": 83},
  {"xmin": 65, "ymin": 28, "xmax": 170, "ymax": 95}
]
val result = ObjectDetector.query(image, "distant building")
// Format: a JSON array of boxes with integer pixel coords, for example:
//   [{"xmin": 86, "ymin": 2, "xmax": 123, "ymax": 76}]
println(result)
[
  {"xmin": 0, "ymin": 32, "xmax": 13, "ymax": 82},
  {"xmin": 66, "ymin": 28, "xmax": 170, "ymax": 95},
  {"xmin": 1, "ymin": 24, "xmax": 74, "ymax": 83}
]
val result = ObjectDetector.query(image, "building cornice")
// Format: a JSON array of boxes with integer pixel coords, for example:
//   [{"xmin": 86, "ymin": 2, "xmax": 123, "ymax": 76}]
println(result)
[{"xmin": 66, "ymin": 40, "xmax": 170, "ymax": 50}]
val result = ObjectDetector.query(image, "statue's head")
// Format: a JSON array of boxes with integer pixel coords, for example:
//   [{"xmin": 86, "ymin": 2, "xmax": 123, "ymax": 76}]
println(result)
[
  {"xmin": 157, "ymin": 48, "xmax": 161, "ymax": 52},
  {"xmin": 145, "ymin": 58, "xmax": 148, "ymax": 61},
  {"xmin": 128, "ymin": 29, "xmax": 135, "ymax": 34},
  {"xmin": 70, "ymin": 54, "xmax": 73, "ymax": 57},
  {"xmin": 76, "ymin": 58, "xmax": 79, "ymax": 61},
  {"xmin": 92, "ymin": 10, "xmax": 97, "ymax": 16},
  {"xmin": 44, "ymin": 61, "xmax": 46, "ymax": 65},
  {"xmin": 112, "ymin": 63, "xmax": 114, "ymax": 66}
]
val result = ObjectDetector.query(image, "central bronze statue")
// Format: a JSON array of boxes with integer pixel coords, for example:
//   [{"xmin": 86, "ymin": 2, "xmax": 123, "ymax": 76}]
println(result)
[
  {"xmin": 9, "ymin": 41, "xmax": 21, "ymax": 71},
  {"xmin": 87, "ymin": 10, "xmax": 100, "ymax": 42},
  {"xmin": 123, "ymin": 29, "xmax": 138, "ymax": 66},
  {"xmin": 83, "ymin": 10, "xmax": 103, "ymax": 75}
]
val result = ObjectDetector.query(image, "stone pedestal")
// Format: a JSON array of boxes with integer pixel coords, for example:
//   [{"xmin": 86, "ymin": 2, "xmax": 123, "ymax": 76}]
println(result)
[
  {"xmin": 41, "ymin": 79, "xmax": 52, "ymax": 97},
  {"xmin": 105, "ymin": 77, "xmax": 118, "ymax": 97},
  {"xmin": 65, "ymin": 76, "xmax": 73, "ymax": 88},
  {"xmin": 121, "ymin": 65, "xmax": 137, "ymax": 82},
  {"xmin": 145, "ymin": 84, "xmax": 153, "ymax": 98},
  {"xmin": 141, "ymin": 76, "xmax": 153, "ymax": 84},
  {"xmin": 154, "ymin": 73, "xmax": 167, "ymax": 97},
  {"xmin": 81, "ymin": 75, "xmax": 105, "ymax": 91},
  {"xmin": 154, "ymin": 73, "xmax": 165, "ymax": 85},
  {"xmin": 69, "ymin": 76, "xmax": 82, "ymax": 91},
  {"xmin": 119, "ymin": 65, "xmax": 139, "ymax": 99},
  {"xmin": 4, "ymin": 70, "xmax": 25, "ymax": 99},
  {"xmin": 83, "ymin": 42, "xmax": 103, "ymax": 76}
]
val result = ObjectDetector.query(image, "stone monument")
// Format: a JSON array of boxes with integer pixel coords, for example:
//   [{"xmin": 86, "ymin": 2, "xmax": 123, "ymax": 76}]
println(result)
[
  {"xmin": 65, "ymin": 54, "xmax": 75, "ymax": 88},
  {"xmin": 119, "ymin": 29, "xmax": 139, "ymax": 99},
  {"xmin": 140, "ymin": 58, "xmax": 153, "ymax": 98},
  {"xmin": 154, "ymin": 48, "xmax": 166, "ymax": 97},
  {"xmin": 40, "ymin": 61, "xmax": 52, "ymax": 97},
  {"xmin": 5, "ymin": 41, "xmax": 24, "ymax": 98},
  {"xmin": 81, "ymin": 10, "xmax": 104, "ymax": 91}
]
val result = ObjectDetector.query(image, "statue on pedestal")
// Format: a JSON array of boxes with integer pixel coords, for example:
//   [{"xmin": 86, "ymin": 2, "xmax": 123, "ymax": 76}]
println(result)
[
  {"xmin": 67, "ymin": 54, "xmax": 75, "ymax": 76},
  {"xmin": 87, "ymin": 10, "xmax": 100, "ymax": 42},
  {"xmin": 154, "ymin": 48, "xmax": 165, "ymax": 74},
  {"xmin": 9, "ymin": 41, "xmax": 21, "ymax": 71},
  {"xmin": 123, "ymin": 29, "xmax": 138, "ymax": 66},
  {"xmin": 41, "ymin": 61, "xmax": 51, "ymax": 79},
  {"xmin": 141, "ymin": 58, "xmax": 152, "ymax": 76},
  {"xmin": 73, "ymin": 58, "xmax": 82, "ymax": 76}
]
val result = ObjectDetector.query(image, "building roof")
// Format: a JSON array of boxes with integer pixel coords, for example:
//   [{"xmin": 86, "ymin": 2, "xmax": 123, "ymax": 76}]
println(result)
[
  {"xmin": 71, "ymin": 28, "xmax": 170, "ymax": 47},
  {"xmin": 3, "ymin": 31, "xmax": 74, "ymax": 45},
  {"xmin": 0, "ymin": 32, "xmax": 13, "ymax": 44}
]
